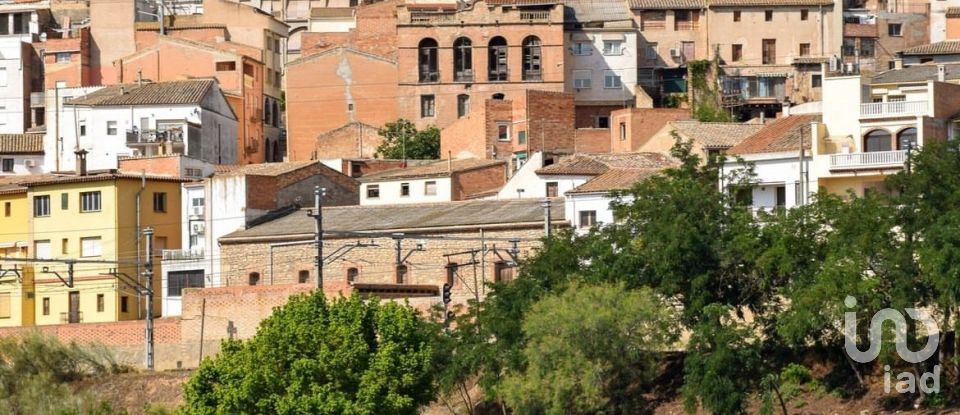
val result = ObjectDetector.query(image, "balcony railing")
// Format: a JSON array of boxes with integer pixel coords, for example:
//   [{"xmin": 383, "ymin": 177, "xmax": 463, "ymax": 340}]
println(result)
[
  {"xmin": 454, "ymin": 69, "xmax": 474, "ymax": 83},
  {"xmin": 830, "ymin": 150, "xmax": 907, "ymax": 170},
  {"xmin": 60, "ymin": 311, "xmax": 82, "ymax": 324},
  {"xmin": 126, "ymin": 128, "xmax": 185, "ymax": 144},
  {"xmin": 519, "ymin": 10, "xmax": 550, "ymax": 21},
  {"xmin": 162, "ymin": 249, "xmax": 204, "ymax": 260},
  {"xmin": 418, "ymin": 70, "xmax": 439, "ymax": 83},
  {"xmin": 860, "ymin": 101, "xmax": 928, "ymax": 119},
  {"xmin": 522, "ymin": 69, "xmax": 542, "ymax": 81},
  {"xmin": 410, "ymin": 13, "xmax": 457, "ymax": 24}
]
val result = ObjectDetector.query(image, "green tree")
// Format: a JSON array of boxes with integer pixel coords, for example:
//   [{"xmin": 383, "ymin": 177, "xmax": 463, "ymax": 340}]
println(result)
[
  {"xmin": 182, "ymin": 292, "xmax": 440, "ymax": 415},
  {"xmin": 502, "ymin": 282, "xmax": 679, "ymax": 415},
  {"xmin": 375, "ymin": 119, "xmax": 440, "ymax": 160}
]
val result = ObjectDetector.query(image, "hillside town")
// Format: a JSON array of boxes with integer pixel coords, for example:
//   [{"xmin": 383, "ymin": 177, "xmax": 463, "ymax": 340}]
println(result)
[{"xmin": 1, "ymin": 0, "xmax": 960, "ymax": 412}]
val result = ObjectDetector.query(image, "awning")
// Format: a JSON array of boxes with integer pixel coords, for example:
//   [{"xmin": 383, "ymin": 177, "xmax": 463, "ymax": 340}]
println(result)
[
  {"xmin": 601, "ymin": 33, "xmax": 626, "ymax": 40},
  {"xmin": 570, "ymin": 33, "xmax": 592, "ymax": 41}
]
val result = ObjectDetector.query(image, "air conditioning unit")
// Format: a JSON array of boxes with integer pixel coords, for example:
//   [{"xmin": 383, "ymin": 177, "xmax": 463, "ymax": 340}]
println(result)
[
  {"xmin": 669, "ymin": 48, "xmax": 682, "ymax": 58},
  {"xmin": 192, "ymin": 223, "xmax": 205, "ymax": 233},
  {"xmin": 24, "ymin": 160, "xmax": 35, "ymax": 168}
]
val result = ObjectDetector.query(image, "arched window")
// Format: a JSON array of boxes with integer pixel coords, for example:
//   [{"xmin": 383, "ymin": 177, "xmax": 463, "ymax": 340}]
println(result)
[
  {"xmin": 897, "ymin": 128, "xmax": 917, "ymax": 150},
  {"xmin": 347, "ymin": 267, "xmax": 359, "ymax": 283},
  {"xmin": 248, "ymin": 272, "xmax": 260, "ymax": 286},
  {"xmin": 522, "ymin": 36, "xmax": 542, "ymax": 81},
  {"xmin": 272, "ymin": 100, "xmax": 280, "ymax": 127},
  {"xmin": 418, "ymin": 38, "xmax": 439, "ymax": 83},
  {"xmin": 453, "ymin": 37, "xmax": 473, "ymax": 82},
  {"xmin": 863, "ymin": 130, "xmax": 891, "ymax": 152},
  {"xmin": 488, "ymin": 36, "xmax": 508, "ymax": 82},
  {"xmin": 492, "ymin": 93, "xmax": 505, "ymax": 100}
]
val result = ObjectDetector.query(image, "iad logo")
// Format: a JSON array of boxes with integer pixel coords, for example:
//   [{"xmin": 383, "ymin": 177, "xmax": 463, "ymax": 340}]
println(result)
[{"xmin": 843, "ymin": 296, "xmax": 940, "ymax": 394}]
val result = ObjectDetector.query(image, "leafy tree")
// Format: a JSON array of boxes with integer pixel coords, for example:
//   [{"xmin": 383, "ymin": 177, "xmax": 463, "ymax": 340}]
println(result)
[
  {"xmin": 182, "ymin": 292, "xmax": 440, "ymax": 415},
  {"xmin": 375, "ymin": 119, "xmax": 440, "ymax": 160},
  {"xmin": 501, "ymin": 282, "xmax": 679, "ymax": 414}
]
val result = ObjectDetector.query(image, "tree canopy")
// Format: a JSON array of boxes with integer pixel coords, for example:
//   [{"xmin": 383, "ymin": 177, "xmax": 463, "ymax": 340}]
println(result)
[{"xmin": 375, "ymin": 119, "xmax": 440, "ymax": 160}]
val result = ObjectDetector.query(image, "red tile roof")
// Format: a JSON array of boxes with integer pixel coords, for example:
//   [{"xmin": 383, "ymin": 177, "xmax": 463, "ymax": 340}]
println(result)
[
  {"xmin": 727, "ymin": 115, "xmax": 817, "ymax": 155},
  {"xmin": 902, "ymin": 41, "xmax": 960, "ymax": 56},
  {"xmin": 67, "ymin": 79, "xmax": 216, "ymax": 107},
  {"xmin": 0, "ymin": 134, "xmax": 43, "ymax": 154},
  {"xmin": 567, "ymin": 169, "xmax": 664, "ymax": 194}
]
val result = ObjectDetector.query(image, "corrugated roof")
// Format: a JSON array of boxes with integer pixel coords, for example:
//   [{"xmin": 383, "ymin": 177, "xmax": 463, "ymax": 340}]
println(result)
[
  {"xmin": 0, "ymin": 134, "xmax": 43, "ymax": 154},
  {"xmin": 844, "ymin": 23, "xmax": 878, "ymax": 38},
  {"xmin": 710, "ymin": 0, "xmax": 831, "ymax": 5},
  {"xmin": 628, "ymin": 0, "xmax": 704, "ymax": 9},
  {"xmin": 216, "ymin": 161, "xmax": 320, "ymax": 177},
  {"xmin": 359, "ymin": 159, "xmax": 505, "ymax": 182},
  {"xmin": 311, "ymin": 7, "xmax": 355, "ymax": 18},
  {"xmin": 66, "ymin": 79, "xmax": 215, "ymax": 107},
  {"xmin": 727, "ymin": 115, "xmax": 817, "ymax": 155},
  {"xmin": 872, "ymin": 64, "xmax": 960, "ymax": 84},
  {"xmin": 946, "ymin": 7, "xmax": 960, "ymax": 17},
  {"xmin": 567, "ymin": 168, "xmax": 662, "ymax": 194},
  {"xmin": 220, "ymin": 198, "xmax": 566, "ymax": 242},
  {"xmin": 669, "ymin": 120, "xmax": 764, "ymax": 149},
  {"xmin": 902, "ymin": 41, "xmax": 960, "ymax": 56},
  {"xmin": 565, "ymin": 0, "xmax": 632, "ymax": 22},
  {"xmin": 537, "ymin": 152, "xmax": 678, "ymax": 176}
]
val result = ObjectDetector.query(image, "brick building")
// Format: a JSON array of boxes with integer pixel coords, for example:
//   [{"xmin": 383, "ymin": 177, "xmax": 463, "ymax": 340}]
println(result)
[
  {"xmin": 395, "ymin": 0, "xmax": 566, "ymax": 130},
  {"xmin": 217, "ymin": 198, "xmax": 566, "ymax": 306},
  {"xmin": 608, "ymin": 107, "xmax": 691, "ymax": 153},
  {"xmin": 441, "ymin": 90, "xmax": 575, "ymax": 169}
]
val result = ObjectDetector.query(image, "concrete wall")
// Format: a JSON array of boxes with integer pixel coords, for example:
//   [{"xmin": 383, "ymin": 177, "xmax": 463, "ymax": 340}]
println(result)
[{"xmin": 564, "ymin": 30, "xmax": 638, "ymax": 105}]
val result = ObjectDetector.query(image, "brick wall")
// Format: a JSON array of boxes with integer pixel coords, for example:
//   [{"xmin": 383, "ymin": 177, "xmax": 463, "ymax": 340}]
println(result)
[
  {"xmin": 244, "ymin": 163, "xmax": 359, "ymax": 210},
  {"xmin": 118, "ymin": 156, "xmax": 182, "ymax": 176},
  {"xmin": 575, "ymin": 128, "xmax": 611, "ymax": 153},
  {"xmin": 342, "ymin": 159, "xmax": 409, "ymax": 178},
  {"xmin": 575, "ymin": 105, "xmax": 625, "ymax": 129},
  {"xmin": 610, "ymin": 108, "xmax": 691, "ymax": 153},
  {"xmin": 526, "ymin": 90, "xmax": 576, "ymax": 155},
  {"xmin": 315, "ymin": 122, "xmax": 386, "ymax": 160},
  {"xmin": 452, "ymin": 162, "xmax": 507, "ymax": 200}
]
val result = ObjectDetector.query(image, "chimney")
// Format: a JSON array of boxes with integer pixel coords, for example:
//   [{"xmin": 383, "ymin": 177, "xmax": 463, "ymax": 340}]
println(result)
[
  {"xmin": 74, "ymin": 149, "xmax": 88, "ymax": 176},
  {"xmin": 938, "ymin": 64, "xmax": 946, "ymax": 82},
  {"xmin": 893, "ymin": 58, "xmax": 903, "ymax": 70}
]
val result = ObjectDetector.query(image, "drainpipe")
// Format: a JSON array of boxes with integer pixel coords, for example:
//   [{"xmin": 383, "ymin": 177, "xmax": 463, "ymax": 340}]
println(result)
[{"xmin": 135, "ymin": 171, "xmax": 145, "ymax": 319}]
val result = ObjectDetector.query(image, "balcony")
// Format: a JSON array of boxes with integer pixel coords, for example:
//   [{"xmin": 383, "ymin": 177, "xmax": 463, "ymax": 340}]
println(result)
[
  {"xmin": 418, "ymin": 70, "xmax": 439, "ymax": 83},
  {"xmin": 30, "ymin": 92, "xmax": 43, "ymax": 108},
  {"xmin": 522, "ymin": 69, "xmax": 542, "ymax": 82},
  {"xmin": 60, "ymin": 311, "xmax": 82, "ymax": 324},
  {"xmin": 519, "ymin": 10, "xmax": 550, "ymax": 21},
  {"xmin": 162, "ymin": 249, "xmax": 204, "ymax": 261},
  {"xmin": 830, "ymin": 150, "xmax": 907, "ymax": 170},
  {"xmin": 126, "ymin": 128, "xmax": 185, "ymax": 145},
  {"xmin": 454, "ymin": 69, "xmax": 474, "ymax": 83},
  {"xmin": 860, "ymin": 101, "xmax": 928, "ymax": 119}
]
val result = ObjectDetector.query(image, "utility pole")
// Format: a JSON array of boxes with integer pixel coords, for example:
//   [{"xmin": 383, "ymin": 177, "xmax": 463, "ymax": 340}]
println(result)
[
  {"xmin": 308, "ymin": 186, "xmax": 326, "ymax": 290},
  {"xmin": 143, "ymin": 227, "xmax": 155, "ymax": 371},
  {"xmin": 541, "ymin": 199, "xmax": 552, "ymax": 237},
  {"xmin": 158, "ymin": 0, "xmax": 165, "ymax": 36}
]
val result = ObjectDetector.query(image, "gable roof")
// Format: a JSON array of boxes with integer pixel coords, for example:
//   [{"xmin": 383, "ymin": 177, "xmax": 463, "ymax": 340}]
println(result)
[
  {"xmin": 565, "ymin": 0, "xmax": 632, "ymax": 22},
  {"xmin": 710, "ymin": 0, "xmax": 831, "ymax": 5},
  {"xmin": 215, "ymin": 161, "xmax": 321, "ymax": 177},
  {"xmin": 0, "ymin": 134, "xmax": 43, "ymax": 154},
  {"xmin": 669, "ymin": 120, "xmax": 765, "ymax": 149},
  {"xmin": 872, "ymin": 64, "xmax": 960, "ymax": 84},
  {"xmin": 727, "ymin": 115, "xmax": 817, "ymax": 155},
  {"xmin": 537, "ymin": 152, "xmax": 678, "ymax": 176},
  {"xmin": 902, "ymin": 41, "xmax": 960, "ymax": 56},
  {"xmin": 66, "ymin": 79, "xmax": 216, "ymax": 107},
  {"xmin": 359, "ymin": 159, "xmax": 505, "ymax": 182},
  {"xmin": 628, "ymin": 0, "xmax": 704, "ymax": 9},
  {"xmin": 567, "ymin": 168, "xmax": 664, "ymax": 194},
  {"xmin": 287, "ymin": 45, "xmax": 397, "ymax": 67}
]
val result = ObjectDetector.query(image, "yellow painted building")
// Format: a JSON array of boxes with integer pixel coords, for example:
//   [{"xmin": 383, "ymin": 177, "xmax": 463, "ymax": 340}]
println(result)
[
  {"xmin": 0, "ymin": 187, "xmax": 34, "ymax": 327},
  {"xmin": 14, "ymin": 173, "xmax": 185, "ymax": 326}
]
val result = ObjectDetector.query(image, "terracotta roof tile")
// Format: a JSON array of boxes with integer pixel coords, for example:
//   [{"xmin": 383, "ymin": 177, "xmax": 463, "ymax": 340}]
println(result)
[
  {"xmin": 22, "ymin": 172, "xmax": 188, "ymax": 187},
  {"xmin": 359, "ymin": 159, "xmax": 505, "ymax": 182},
  {"xmin": 946, "ymin": 7, "xmax": 960, "ymax": 17},
  {"xmin": 0, "ymin": 134, "xmax": 43, "ymax": 154},
  {"xmin": 628, "ymin": 0, "xmax": 704, "ymax": 9},
  {"xmin": 565, "ymin": 0, "xmax": 632, "ymax": 22},
  {"xmin": 311, "ymin": 7, "xmax": 355, "ymax": 18},
  {"xmin": 844, "ymin": 23, "xmax": 878, "ymax": 38},
  {"xmin": 66, "ymin": 79, "xmax": 215, "ymax": 107},
  {"xmin": 727, "ymin": 115, "xmax": 818, "ymax": 155},
  {"xmin": 216, "ymin": 161, "xmax": 320, "ymax": 177},
  {"xmin": 567, "ymin": 168, "xmax": 663, "ymax": 194},
  {"xmin": 791, "ymin": 56, "xmax": 831, "ymax": 64},
  {"xmin": 537, "ymin": 152, "xmax": 678, "ymax": 176},
  {"xmin": 669, "ymin": 121, "xmax": 764, "ymax": 149},
  {"xmin": 902, "ymin": 41, "xmax": 960, "ymax": 56},
  {"xmin": 485, "ymin": 0, "xmax": 559, "ymax": 5},
  {"xmin": 710, "ymin": 0, "xmax": 831, "ymax": 6}
]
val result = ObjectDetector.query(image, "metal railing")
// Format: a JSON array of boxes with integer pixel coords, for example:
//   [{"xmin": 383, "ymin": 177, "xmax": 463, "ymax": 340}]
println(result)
[
  {"xmin": 519, "ymin": 10, "xmax": 550, "ymax": 21},
  {"xmin": 522, "ymin": 69, "xmax": 542, "ymax": 81},
  {"xmin": 410, "ymin": 14, "xmax": 457, "ymax": 24},
  {"xmin": 454, "ymin": 69, "xmax": 474, "ymax": 82},
  {"xmin": 126, "ymin": 128, "xmax": 185, "ymax": 144},
  {"xmin": 830, "ymin": 150, "xmax": 907, "ymax": 169},
  {"xmin": 860, "ymin": 101, "xmax": 928, "ymax": 119},
  {"xmin": 418, "ymin": 70, "xmax": 439, "ymax": 83},
  {"xmin": 162, "ymin": 249, "xmax": 204, "ymax": 260},
  {"xmin": 60, "ymin": 311, "xmax": 82, "ymax": 324}
]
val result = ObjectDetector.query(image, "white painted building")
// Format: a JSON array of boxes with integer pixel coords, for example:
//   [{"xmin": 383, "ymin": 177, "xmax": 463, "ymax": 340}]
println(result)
[
  {"xmin": 0, "ymin": 133, "xmax": 43, "ymax": 175},
  {"xmin": 358, "ymin": 159, "xmax": 506, "ymax": 206},
  {"xmin": 0, "ymin": 36, "xmax": 32, "ymax": 134},
  {"xmin": 46, "ymin": 79, "xmax": 238, "ymax": 173},
  {"xmin": 160, "ymin": 182, "xmax": 207, "ymax": 316},
  {"xmin": 931, "ymin": 0, "xmax": 960, "ymax": 43}
]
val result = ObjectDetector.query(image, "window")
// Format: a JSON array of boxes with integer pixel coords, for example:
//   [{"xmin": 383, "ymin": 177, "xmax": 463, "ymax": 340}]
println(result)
[
  {"xmin": 425, "ymin": 181, "xmax": 437, "ymax": 196},
  {"xmin": 800, "ymin": 9, "xmax": 808, "ymax": 20},
  {"xmin": 732, "ymin": 44, "xmax": 743, "ymax": 62},
  {"xmin": 842, "ymin": 38, "xmax": 856, "ymax": 57},
  {"xmin": 488, "ymin": 36, "xmax": 508, "ymax": 81},
  {"xmin": 595, "ymin": 115, "xmax": 610, "ymax": 129},
  {"xmin": 446, "ymin": 263, "xmax": 458, "ymax": 286},
  {"xmin": 733, "ymin": 10, "xmax": 741, "ymax": 21},
  {"xmin": 249, "ymin": 272, "xmax": 260, "ymax": 286},
  {"xmin": 401, "ymin": 182, "xmax": 410, "ymax": 197},
  {"xmin": 799, "ymin": 43, "xmax": 811, "ymax": 56},
  {"xmin": 522, "ymin": 36, "xmax": 543, "ymax": 81},
  {"xmin": 34, "ymin": 240, "xmax": 50, "ymax": 259},
  {"xmin": 367, "ymin": 184, "xmax": 380, "ymax": 199},
  {"xmin": 457, "ymin": 94, "xmax": 470, "ymax": 118},
  {"xmin": 0, "ymin": 68, "xmax": 6, "ymax": 87},
  {"xmin": 645, "ymin": 43, "xmax": 658, "ymax": 60},
  {"xmin": 420, "ymin": 95, "xmax": 435, "ymax": 118},
  {"xmin": 602, "ymin": 40, "xmax": 623, "ymax": 55},
  {"xmin": 80, "ymin": 191, "xmax": 101, "ymax": 212},
  {"xmin": 674, "ymin": 10, "xmax": 699, "ymax": 30},
  {"xmin": 812, "ymin": 74, "xmax": 822, "ymax": 88},
  {"xmin": 494, "ymin": 261, "xmax": 515, "ymax": 282},
  {"xmin": 61, "ymin": 193, "xmax": 68, "ymax": 210},
  {"xmin": 168, "ymin": 270, "xmax": 204, "ymax": 296},
  {"xmin": 734, "ymin": 187, "xmax": 753, "ymax": 206},
  {"xmin": 453, "ymin": 37, "xmax": 473, "ymax": 82},
  {"xmin": 497, "ymin": 122, "xmax": 510, "ymax": 141},
  {"xmin": 619, "ymin": 122, "xmax": 627, "ymax": 140},
  {"xmin": 79, "ymin": 122, "xmax": 86, "ymax": 137},
  {"xmin": 579, "ymin": 210, "xmax": 597, "ymax": 228},
  {"xmin": 889, "ymin": 23, "xmax": 902, "ymax": 36},
  {"xmin": 864, "ymin": 130, "xmax": 892, "ymax": 152},
  {"xmin": 298, "ymin": 270, "xmax": 309, "ymax": 284},
  {"xmin": 860, "ymin": 38, "xmax": 875, "ymax": 57},
  {"xmin": 3, "ymin": 202, "xmax": 9, "ymax": 217},
  {"xmin": 518, "ymin": 130, "xmax": 527, "ymax": 144},
  {"xmin": 62, "ymin": 238, "xmax": 69, "ymax": 255},
  {"xmin": 96, "ymin": 294, "xmax": 104, "ymax": 312},
  {"xmin": 53, "ymin": 52, "xmax": 70, "ymax": 63},
  {"xmin": 0, "ymin": 293, "xmax": 9, "ymax": 319},
  {"xmin": 347, "ymin": 267, "xmax": 358, "ymax": 283},
  {"xmin": 120, "ymin": 296, "xmax": 129, "ymax": 313},
  {"xmin": 1, "ymin": 158, "xmax": 12, "ymax": 172},
  {"xmin": 33, "ymin": 195, "xmax": 50, "ymax": 217},
  {"xmin": 267, "ymin": 70, "xmax": 273, "ymax": 85},
  {"xmin": 492, "ymin": 93, "xmax": 505, "ymax": 100},
  {"xmin": 418, "ymin": 38, "xmax": 439, "ymax": 83},
  {"xmin": 546, "ymin": 182, "xmax": 558, "ymax": 197},
  {"xmin": 396, "ymin": 265, "xmax": 408, "ymax": 284},
  {"xmin": 153, "ymin": 192, "xmax": 167, "ymax": 212},
  {"xmin": 762, "ymin": 39, "xmax": 776, "ymax": 65},
  {"xmin": 216, "ymin": 61, "xmax": 236, "ymax": 71},
  {"xmin": 80, "ymin": 237, "xmax": 102, "ymax": 257},
  {"xmin": 571, "ymin": 42, "xmax": 592, "ymax": 55},
  {"xmin": 604, "ymin": 70, "xmax": 622, "ymax": 89},
  {"xmin": 42, "ymin": 298, "xmax": 50, "ymax": 316},
  {"xmin": 775, "ymin": 186, "xmax": 787, "ymax": 207},
  {"xmin": 106, "ymin": 121, "xmax": 117, "ymax": 135},
  {"xmin": 573, "ymin": 70, "xmax": 592, "ymax": 89},
  {"xmin": 765, "ymin": 10, "xmax": 773, "ymax": 21},
  {"xmin": 897, "ymin": 128, "xmax": 917, "ymax": 150},
  {"xmin": 641, "ymin": 11, "xmax": 666, "ymax": 30}
]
